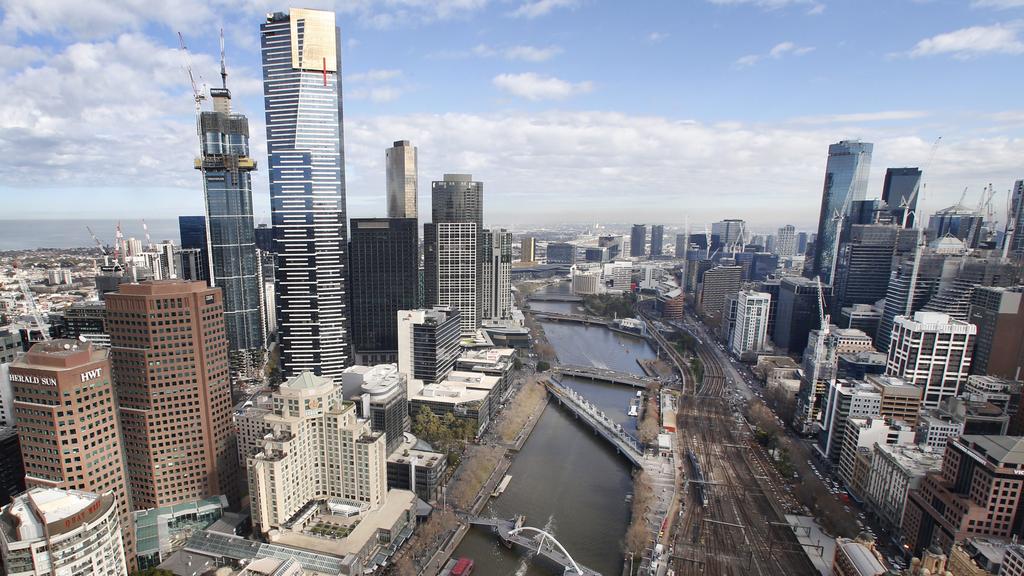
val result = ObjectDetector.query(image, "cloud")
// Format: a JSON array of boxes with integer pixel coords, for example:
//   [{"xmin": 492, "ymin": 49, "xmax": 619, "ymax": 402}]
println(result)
[
  {"xmin": 0, "ymin": 0, "xmax": 217, "ymax": 39},
  {"xmin": 905, "ymin": 22, "xmax": 1024, "ymax": 58},
  {"xmin": 735, "ymin": 41, "xmax": 815, "ymax": 67},
  {"xmin": 492, "ymin": 73, "xmax": 593, "ymax": 100},
  {"xmin": 972, "ymin": 0, "xmax": 1024, "ymax": 8},
  {"xmin": 647, "ymin": 32, "xmax": 669, "ymax": 44},
  {"xmin": 502, "ymin": 45, "xmax": 563, "ymax": 61},
  {"xmin": 786, "ymin": 110, "xmax": 930, "ymax": 124},
  {"xmin": 509, "ymin": 0, "xmax": 578, "ymax": 19},
  {"xmin": 708, "ymin": 0, "xmax": 825, "ymax": 13},
  {"xmin": 346, "ymin": 69, "xmax": 408, "ymax": 102}
]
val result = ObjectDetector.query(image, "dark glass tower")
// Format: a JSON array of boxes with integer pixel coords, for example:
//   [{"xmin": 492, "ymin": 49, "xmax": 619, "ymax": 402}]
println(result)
[
  {"xmin": 349, "ymin": 218, "xmax": 418, "ymax": 364},
  {"xmin": 882, "ymin": 167, "xmax": 922, "ymax": 229},
  {"xmin": 261, "ymin": 9, "xmax": 351, "ymax": 378},
  {"xmin": 650, "ymin": 225, "xmax": 664, "ymax": 256},
  {"xmin": 178, "ymin": 215, "xmax": 209, "ymax": 281},
  {"xmin": 425, "ymin": 174, "xmax": 483, "ymax": 336},
  {"xmin": 811, "ymin": 140, "xmax": 873, "ymax": 283},
  {"xmin": 197, "ymin": 73, "xmax": 264, "ymax": 378},
  {"xmin": 630, "ymin": 224, "xmax": 647, "ymax": 257}
]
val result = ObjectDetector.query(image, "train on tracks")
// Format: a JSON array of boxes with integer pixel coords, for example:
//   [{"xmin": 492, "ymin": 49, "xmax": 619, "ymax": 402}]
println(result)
[{"xmin": 686, "ymin": 449, "xmax": 709, "ymax": 507}]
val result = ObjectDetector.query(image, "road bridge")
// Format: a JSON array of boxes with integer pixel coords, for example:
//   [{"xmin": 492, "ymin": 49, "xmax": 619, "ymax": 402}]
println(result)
[
  {"xmin": 551, "ymin": 364, "xmax": 659, "ymax": 388},
  {"xmin": 527, "ymin": 293, "xmax": 584, "ymax": 302},
  {"xmin": 543, "ymin": 378, "xmax": 646, "ymax": 468},
  {"xmin": 463, "ymin": 515, "xmax": 602, "ymax": 576},
  {"xmin": 531, "ymin": 311, "xmax": 610, "ymax": 326}
]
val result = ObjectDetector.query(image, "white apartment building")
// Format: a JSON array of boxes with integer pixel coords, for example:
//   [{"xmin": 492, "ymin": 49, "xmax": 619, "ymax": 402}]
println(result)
[
  {"xmin": 731, "ymin": 290, "xmax": 771, "ymax": 357},
  {"xmin": 0, "ymin": 488, "xmax": 127, "ymax": 576},
  {"xmin": 837, "ymin": 417, "xmax": 915, "ymax": 488},
  {"xmin": 247, "ymin": 372, "xmax": 388, "ymax": 534},
  {"xmin": 818, "ymin": 380, "xmax": 882, "ymax": 465},
  {"xmin": 915, "ymin": 411, "xmax": 965, "ymax": 450},
  {"xmin": 886, "ymin": 311, "xmax": 976, "ymax": 409}
]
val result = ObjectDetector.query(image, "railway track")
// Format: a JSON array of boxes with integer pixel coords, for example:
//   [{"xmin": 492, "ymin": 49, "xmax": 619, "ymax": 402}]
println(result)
[{"xmin": 672, "ymin": 394, "xmax": 817, "ymax": 576}]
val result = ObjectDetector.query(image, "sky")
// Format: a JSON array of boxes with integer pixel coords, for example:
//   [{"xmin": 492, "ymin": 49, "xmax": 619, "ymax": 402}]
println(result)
[{"xmin": 1, "ymin": 0, "xmax": 1023, "ymax": 233}]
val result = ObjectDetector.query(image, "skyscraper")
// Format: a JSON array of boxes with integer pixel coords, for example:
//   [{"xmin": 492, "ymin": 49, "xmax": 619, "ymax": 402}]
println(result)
[
  {"xmin": 386, "ymin": 140, "xmax": 417, "ymax": 219},
  {"xmin": 397, "ymin": 307, "xmax": 462, "ymax": 396},
  {"xmin": 178, "ymin": 215, "xmax": 209, "ymax": 281},
  {"xmin": 731, "ymin": 290, "xmax": 771, "ymax": 357},
  {"xmin": 481, "ymin": 229, "xmax": 513, "ymax": 321},
  {"xmin": 831, "ymin": 224, "xmax": 899, "ymax": 312},
  {"xmin": 969, "ymin": 286, "xmax": 1024, "ymax": 380},
  {"xmin": 521, "ymin": 236, "xmax": 536, "ymax": 262},
  {"xmin": 8, "ymin": 340, "xmax": 135, "ymax": 565},
  {"xmin": 699, "ymin": 265, "xmax": 743, "ymax": 327},
  {"xmin": 630, "ymin": 224, "xmax": 647, "ymax": 257},
  {"xmin": 650, "ymin": 225, "xmax": 664, "ymax": 256},
  {"xmin": 776, "ymin": 225, "xmax": 796, "ymax": 257},
  {"xmin": 881, "ymin": 167, "xmax": 922, "ymax": 228},
  {"xmin": 812, "ymin": 140, "xmax": 873, "ymax": 283},
  {"xmin": 261, "ymin": 8, "xmax": 351, "ymax": 378},
  {"xmin": 196, "ymin": 67, "xmax": 264, "ymax": 378},
  {"xmin": 349, "ymin": 218, "xmax": 418, "ymax": 365},
  {"xmin": 886, "ymin": 311, "xmax": 976, "ymax": 409},
  {"xmin": 712, "ymin": 219, "xmax": 746, "ymax": 249},
  {"xmin": 107, "ymin": 280, "xmax": 240, "ymax": 509},
  {"xmin": 1008, "ymin": 180, "xmax": 1023, "ymax": 258},
  {"xmin": 425, "ymin": 174, "xmax": 483, "ymax": 335}
]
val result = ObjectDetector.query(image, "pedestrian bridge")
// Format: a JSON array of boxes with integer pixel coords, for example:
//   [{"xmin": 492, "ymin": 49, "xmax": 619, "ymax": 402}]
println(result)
[
  {"xmin": 463, "ymin": 515, "xmax": 602, "ymax": 576},
  {"xmin": 531, "ymin": 311, "xmax": 610, "ymax": 326},
  {"xmin": 527, "ymin": 293, "xmax": 584, "ymax": 302},
  {"xmin": 543, "ymin": 378, "xmax": 646, "ymax": 468},
  {"xmin": 552, "ymin": 364, "xmax": 660, "ymax": 388}
]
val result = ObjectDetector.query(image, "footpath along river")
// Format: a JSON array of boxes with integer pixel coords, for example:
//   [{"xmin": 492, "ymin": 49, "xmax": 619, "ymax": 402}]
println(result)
[{"xmin": 451, "ymin": 285, "xmax": 656, "ymax": 575}]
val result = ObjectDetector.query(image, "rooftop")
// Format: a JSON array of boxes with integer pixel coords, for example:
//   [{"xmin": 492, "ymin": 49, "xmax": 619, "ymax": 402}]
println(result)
[{"xmin": 960, "ymin": 435, "xmax": 1024, "ymax": 466}]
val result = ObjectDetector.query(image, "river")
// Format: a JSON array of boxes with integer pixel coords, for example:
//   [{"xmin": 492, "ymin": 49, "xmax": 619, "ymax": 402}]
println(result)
[{"xmin": 452, "ymin": 282, "xmax": 655, "ymax": 575}]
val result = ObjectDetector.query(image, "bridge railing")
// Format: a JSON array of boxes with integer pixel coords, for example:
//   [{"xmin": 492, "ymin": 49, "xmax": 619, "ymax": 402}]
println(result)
[{"xmin": 547, "ymin": 380, "xmax": 644, "ymax": 455}]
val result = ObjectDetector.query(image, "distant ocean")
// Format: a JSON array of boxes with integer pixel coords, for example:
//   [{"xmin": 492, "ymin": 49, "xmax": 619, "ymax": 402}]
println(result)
[{"xmin": 0, "ymin": 219, "xmax": 183, "ymax": 251}]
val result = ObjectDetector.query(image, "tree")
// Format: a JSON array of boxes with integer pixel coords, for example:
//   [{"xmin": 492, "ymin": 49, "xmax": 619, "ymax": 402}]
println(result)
[{"xmin": 536, "ymin": 360, "xmax": 551, "ymax": 372}]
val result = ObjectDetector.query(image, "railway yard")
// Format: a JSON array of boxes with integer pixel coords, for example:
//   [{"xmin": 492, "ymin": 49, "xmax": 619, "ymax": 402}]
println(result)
[{"xmin": 667, "ymin": 331, "xmax": 819, "ymax": 576}]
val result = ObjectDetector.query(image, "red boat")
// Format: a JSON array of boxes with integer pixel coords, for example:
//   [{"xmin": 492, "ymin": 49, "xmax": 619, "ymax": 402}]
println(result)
[{"xmin": 451, "ymin": 557, "xmax": 474, "ymax": 576}]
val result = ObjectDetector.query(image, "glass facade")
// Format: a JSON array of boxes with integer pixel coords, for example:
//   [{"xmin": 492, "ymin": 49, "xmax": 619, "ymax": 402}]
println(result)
[
  {"xmin": 349, "ymin": 218, "xmax": 418, "ymax": 358},
  {"xmin": 178, "ymin": 216, "xmax": 209, "ymax": 281},
  {"xmin": 630, "ymin": 224, "xmax": 647, "ymax": 257},
  {"xmin": 812, "ymin": 140, "xmax": 873, "ymax": 283},
  {"xmin": 261, "ymin": 9, "xmax": 351, "ymax": 378},
  {"xmin": 881, "ymin": 167, "xmax": 922, "ymax": 228},
  {"xmin": 197, "ymin": 96, "xmax": 264, "ymax": 372}
]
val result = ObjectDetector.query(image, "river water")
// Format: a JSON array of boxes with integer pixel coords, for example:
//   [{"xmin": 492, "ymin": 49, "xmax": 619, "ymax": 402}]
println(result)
[{"xmin": 452, "ymin": 283, "xmax": 655, "ymax": 575}]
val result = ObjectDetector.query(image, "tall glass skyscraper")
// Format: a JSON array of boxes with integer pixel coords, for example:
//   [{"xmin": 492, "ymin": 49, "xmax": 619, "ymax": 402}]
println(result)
[
  {"xmin": 261, "ymin": 9, "xmax": 350, "ymax": 378},
  {"xmin": 196, "ymin": 78, "xmax": 264, "ymax": 377},
  {"xmin": 812, "ymin": 140, "xmax": 873, "ymax": 283},
  {"xmin": 425, "ymin": 174, "xmax": 483, "ymax": 336},
  {"xmin": 881, "ymin": 167, "xmax": 922, "ymax": 228},
  {"xmin": 386, "ymin": 140, "xmax": 417, "ymax": 219}
]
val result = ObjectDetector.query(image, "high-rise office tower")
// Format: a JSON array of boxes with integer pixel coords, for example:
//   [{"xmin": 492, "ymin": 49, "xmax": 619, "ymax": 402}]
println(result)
[
  {"xmin": 650, "ymin": 225, "xmax": 664, "ymax": 257},
  {"xmin": 776, "ymin": 225, "xmax": 796, "ymax": 257},
  {"xmin": 675, "ymin": 234, "xmax": 688, "ymax": 258},
  {"xmin": 349, "ymin": 218, "xmax": 418, "ymax": 365},
  {"xmin": 0, "ymin": 487, "xmax": 129, "ymax": 576},
  {"xmin": 178, "ymin": 215, "xmax": 209, "ymax": 282},
  {"xmin": 425, "ymin": 174, "xmax": 483, "ymax": 335},
  {"xmin": 196, "ymin": 67, "xmax": 264, "ymax": 379},
  {"xmin": 730, "ymin": 290, "xmax": 771, "ymax": 357},
  {"xmin": 712, "ymin": 219, "xmax": 746, "ymax": 249},
  {"xmin": 832, "ymin": 224, "xmax": 899, "ymax": 312},
  {"xmin": 481, "ymin": 229, "xmax": 513, "ymax": 322},
  {"xmin": 773, "ymin": 276, "xmax": 832, "ymax": 355},
  {"xmin": 882, "ymin": 167, "xmax": 922, "ymax": 228},
  {"xmin": 812, "ymin": 140, "xmax": 873, "ymax": 283},
  {"xmin": 922, "ymin": 257, "xmax": 1019, "ymax": 321},
  {"xmin": 886, "ymin": 311, "xmax": 976, "ymax": 409},
  {"xmin": 699, "ymin": 265, "xmax": 743, "ymax": 327},
  {"xmin": 599, "ymin": 235, "xmax": 623, "ymax": 260},
  {"xmin": 927, "ymin": 204, "xmax": 985, "ymax": 248},
  {"xmin": 521, "ymin": 236, "xmax": 536, "ymax": 262},
  {"xmin": 386, "ymin": 140, "xmax": 418, "ymax": 219},
  {"xmin": 797, "ymin": 231, "xmax": 809, "ymax": 255},
  {"xmin": 1005, "ymin": 179, "xmax": 1023, "ymax": 259},
  {"xmin": 630, "ymin": 224, "xmax": 647, "ymax": 257},
  {"xmin": 8, "ymin": 340, "xmax": 135, "ymax": 565},
  {"xmin": 254, "ymin": 223, "xmax": 273, "ymax": 252},
  {"xmin": 397, "ymin": 307, "xmax": 462, "ymax": 397},
  {"xmin": 107, "ymin": 280, "xmax": 240, "ymax": 509},
  {"xmin": 261, "ymin": 8, "xmax": 351, "ymax": 378},
  {"xmin": 875, "ymin": 245, "xmax": 948, "ymax": 352},
  {"xmin": 968, "ymin": 286, "xmax": 1024, "ymax": 380}
]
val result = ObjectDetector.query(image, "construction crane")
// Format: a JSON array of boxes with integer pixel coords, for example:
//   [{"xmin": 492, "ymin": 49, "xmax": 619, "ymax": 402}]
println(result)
[
  {"xmin": 1004, "ymin": 184, "xmax": 1021, "ymax": 260},
  {"xmin": 85, "ymin": 225, "xmax": 108, "ymax": 255},
  {"xmin": 178, "ymin": 32, "xmax": 207, "ymax": 113},
  {"xmin": 142, "ymin": 219, "xmax": 155, "ymax": 251},
  {"xmin": 12, "ymin": 262, "xmax": 49, "ymax": 341}
]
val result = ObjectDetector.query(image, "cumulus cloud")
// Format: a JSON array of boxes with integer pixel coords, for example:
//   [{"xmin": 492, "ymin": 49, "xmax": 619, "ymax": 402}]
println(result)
[
  {"xmin": 787, "ymin": 110, "xmax": 930, "ymax": 124},
  {"xmin": 346, "ymin": 69, "xmax": 409, "ymax": 102},
  {"xmin": 503, "ymin": 45, "xmax": 563, "ymax": 61},
  {"xmin": 492, "ymin": 72, "xmax": 593, "ymax": 100},
  {"xmin": 509, "ymin": 0, "xmax": 578, "ymax": 19},
  {"xmin": 972, "ymin": 0, "xmax": 1024, "ymax": 8},
  {"xmin": 906, "ymin": 22, "xmax": 1024, "ymax": 58},
  {"xmin": 735, "ymin": 41, "xmax": 815, "ymax": 67}
]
